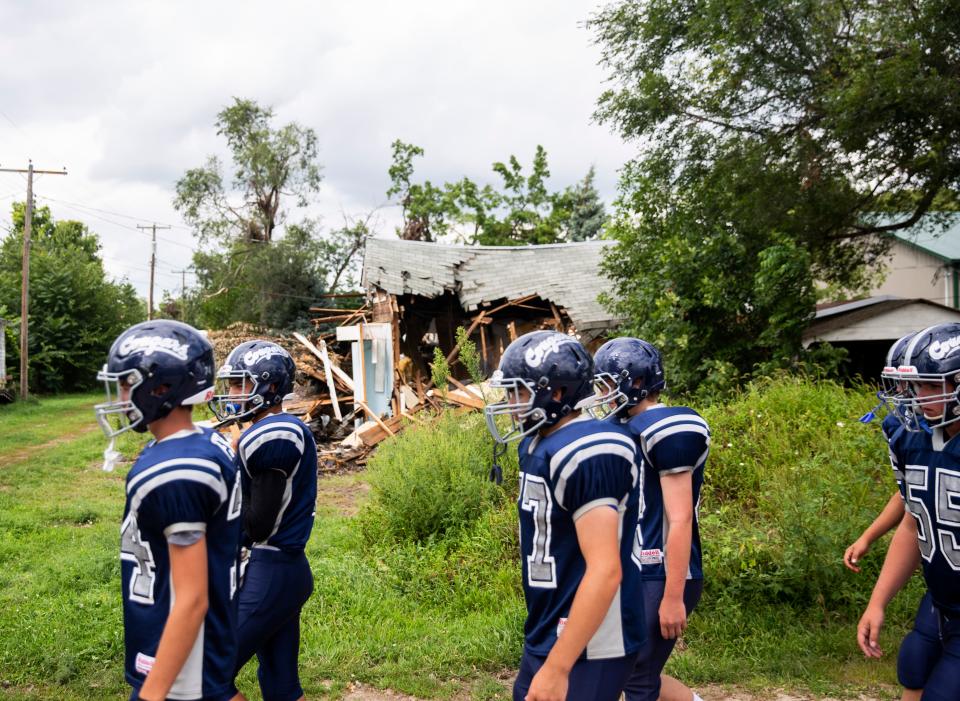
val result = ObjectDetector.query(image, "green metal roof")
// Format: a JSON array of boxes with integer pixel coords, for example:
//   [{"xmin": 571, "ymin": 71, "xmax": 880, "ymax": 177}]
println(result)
[{"xmin": 886, "ymin": 213, "xmax": 960, "ymax": 263}]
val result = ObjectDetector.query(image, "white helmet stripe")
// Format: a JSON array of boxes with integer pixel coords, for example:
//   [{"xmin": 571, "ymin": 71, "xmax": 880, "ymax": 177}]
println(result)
[{"xmin": 902, "ymin": 325, "xmax": 940, "ymax": 368}]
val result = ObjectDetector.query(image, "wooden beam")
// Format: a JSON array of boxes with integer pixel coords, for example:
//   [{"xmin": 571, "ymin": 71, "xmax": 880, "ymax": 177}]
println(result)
[
  {"xmin": 355, "ymin": 398, "xmax": 395, "ymax": 436},
  {"xmin": 318, "ymin": 339, "xmax": 342, "ymax": 421},
  {"xmin": 293, "ymin": 332, "xmax": 355, "ymax": 391}
]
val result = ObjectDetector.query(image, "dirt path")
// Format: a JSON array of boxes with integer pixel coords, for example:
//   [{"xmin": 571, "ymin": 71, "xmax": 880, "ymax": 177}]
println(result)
[
  {"xmin": 0, "ymin": 423, "xmax": 99, "ymax": 469},
  {"xmin": 339, "ymin": 682, "xmax": 895, "ymax": 701}
]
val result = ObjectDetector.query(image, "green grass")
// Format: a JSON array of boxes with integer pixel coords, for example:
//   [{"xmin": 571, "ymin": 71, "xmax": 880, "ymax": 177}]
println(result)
[
  {"xmin": 0, "ymin": 396, "xmax": 517, "ymax": 700},
  {"xmin": 0, "ymin": 381, "xmax": 919, "ymax": 699}
]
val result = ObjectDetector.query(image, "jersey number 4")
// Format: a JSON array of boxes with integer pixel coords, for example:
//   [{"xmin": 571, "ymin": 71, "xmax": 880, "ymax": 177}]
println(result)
[
  {"xmin": 120, "ymin": 513, "xmax": 157, "ymax": 604},
  {"xmin": 904, "ymin": 465, "xmax": 960, "ymax": 570}
]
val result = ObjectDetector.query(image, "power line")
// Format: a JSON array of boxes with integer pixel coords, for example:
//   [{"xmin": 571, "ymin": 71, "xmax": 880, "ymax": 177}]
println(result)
[
  {"xmin": 35, "ymin": 194, "xmax": 192, "ymax": 231},
  {"xmin": 35, "ymin": 194, "xmax": 196, "ymax": 250}
]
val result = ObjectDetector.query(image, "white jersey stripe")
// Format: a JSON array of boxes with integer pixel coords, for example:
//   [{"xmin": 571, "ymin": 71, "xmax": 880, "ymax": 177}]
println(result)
[
  {"xmin": 240, "ymin": 430, "xmax": 305, "ymax": 463},
  {"xmin": 643, "ymin": 424, "xmax": 710, "ymax": 453},
  {"xmin": 555, "ymin": 443, "xmax": 637, "ymax": 509},
  {"xmin": 238, "ymin": 419, "xmax": 302, "ymax": 452},
  {"xmin": 130, "ymin": 469, "xmax": 228, "ymax": 515},
  {"xmin": 127, "ymin": 458, "xmax": 224, "ymax": 496},
  {"xmin": 549, "ymin": 432, "xmax": 636, "ymax": 479},
  {"xmin": 640, "ymin": 413, "xmax": 709, "ymax": 438}
]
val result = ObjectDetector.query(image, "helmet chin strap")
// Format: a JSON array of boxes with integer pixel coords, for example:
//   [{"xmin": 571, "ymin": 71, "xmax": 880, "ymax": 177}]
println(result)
[{"xmin": 102, "ymin": 436, "xmax": 122, "ymax": 472}]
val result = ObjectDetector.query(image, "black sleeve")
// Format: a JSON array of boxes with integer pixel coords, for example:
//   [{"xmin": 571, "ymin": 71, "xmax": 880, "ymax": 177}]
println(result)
[{"xmin": 242, "ymin": 469, "xmax": 287, "ymax": 543}]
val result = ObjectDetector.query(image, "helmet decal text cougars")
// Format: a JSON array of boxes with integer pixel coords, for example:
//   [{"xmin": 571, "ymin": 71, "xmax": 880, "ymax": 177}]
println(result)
[
  {"xmin": 118, "ymin": 335, "xmax": 190, "ymax": 361},
  {"xmin": 524, "ymin": 336, "xmax": 574, "ymax": 368},
  {"xmin": 242, "ymin": 345, "xmax": 290, "ymax": 367},
  {"xmin": 929, "ymin": 334, "xmax": 960, "ymax": 362}
]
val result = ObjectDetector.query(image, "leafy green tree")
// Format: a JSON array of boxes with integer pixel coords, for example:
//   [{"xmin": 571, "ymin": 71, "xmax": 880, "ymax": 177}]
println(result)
[
  {"xmin": 173, "ymin": 98, "xmax": 371, "ymax": 330},
  {"xmin": 590, "ymin": 0, "xmax": 960, "ymax": 393},
  {"xmin": 555, "ymin": 166, "xmax": 606, "ymax": 242},
  {"xmin": 174, "ymin": 98, "xmax": 322, "ymax": 244},
  {"xmin": 387, "ymin": 140, "xmax": 462, "ymax": 242},
  {"xmin": 0, "ymin": 203, "xmax": 144, "ymax": 393},
  {"xmin": 188, "ymin": 223, "xmax": 329, "ymax": 331},
  {"xmin": 386, "ymin": 141, "xmax": 606, "ymax": 245}
]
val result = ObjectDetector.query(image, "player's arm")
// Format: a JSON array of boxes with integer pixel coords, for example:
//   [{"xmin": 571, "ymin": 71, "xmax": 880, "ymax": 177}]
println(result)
[
  {"xmin": 238, "ymin": 426, "xmax": 301, "ymax": 543},
  {"xmin": 857, "ymin": 511, "xmax": 921, "ymax": 658},
  {"xmin": 844, "ymin": 491, "xmax": 905, "ymax": 572},
  {"xmin": 526, "ymin": 505, "xmax": 622, "ymax": 701},
  {"xmin": 138, "ymin": 537, "xmax": 209, "ymax": 701},
  {"xmin": 660, "ymin": 470, "xmax": 694, "ymax": 639},
  {"xmin": 243, "ymin": 469, "xmax": 287, "ymax": 542}
]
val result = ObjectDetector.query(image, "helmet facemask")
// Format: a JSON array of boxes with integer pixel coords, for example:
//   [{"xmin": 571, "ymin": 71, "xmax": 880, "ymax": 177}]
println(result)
[
  {"xmin": 94, "ymin": 366, "xmax": 145, "ymax": 438},
  {"xmin": 886, "ymin": 366, "xmax": 960, "ymax": 431},
  {"xmin": 484, "ymin": 374, "xmax": 547, "ymax": 444},
  {"xmin": 210, "ymin": 367, "xmax": 265, "ymax": 422},
  {"xmin": 587, "ymin": 371, "xmax": 630, "ymax": 420}
]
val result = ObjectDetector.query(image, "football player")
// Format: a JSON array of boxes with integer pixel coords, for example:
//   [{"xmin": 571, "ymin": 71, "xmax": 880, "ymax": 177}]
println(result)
[
  {"xmin": 94, "ymin": 320, "xmax": 245, "ymax": 701},
  {"xmin": 211, "ymin": 341, "xmax": 317, "ymax": 701},
  {"xmin": 845, "ymin": 332, "xmax": 938, "ymax": 701},
  {"xmin": 591, "ymin": 338, "xmax": 707, "ymax": 701},
  {"xmin": 484, "ymin": 330, "xmax": 645, "ymax": 701},
  {"xmin": 857, "ymin": 322, "xmax": 960, "ymax": 701}
]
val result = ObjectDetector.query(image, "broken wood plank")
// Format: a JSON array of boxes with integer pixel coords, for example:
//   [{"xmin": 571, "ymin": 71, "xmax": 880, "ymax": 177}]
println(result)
[
  {"xmin": 318, "ymin": 339, "xmax": 343, "ymax": 421},
  {"xmin": 293, "ymin": 332, "xmax": 355, "ymax": 391},
  {"xmin": 355, "ymin": 397, "xmax": 394, "ymax": 436},
  {"xmin": 356, "ymin": 414, "xmax": 404, "ymax": 446}
]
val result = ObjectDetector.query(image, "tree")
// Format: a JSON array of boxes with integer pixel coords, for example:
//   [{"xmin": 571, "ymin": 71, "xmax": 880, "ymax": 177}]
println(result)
[
  {"xmin": 187, "ymin": 223, "xmax": 329, "ymax": 331},
  {"xmin": 590, "ymin": 0, "xmax": 960, "ymax": 393},
  {"xmin": 174, "ymin": 98, "xmax": 322, "ymax": 244},
  {"xmin": 0, "ymin": 203, "xmax": 144, "ymax": 393},
  {"xmin": 555, "ymin": 166, "xmax": 606, "ymax": 242},
  {"xmin": 386, "ymin": 140, "xmax": 461, "ymax": 242},
  {"xmin": 174, "ymin": 98, "xmax": 370, "ymax": 330},
  {"xmin": 386, "ymin": 141, "xmax": 606, "ymax": 245}
]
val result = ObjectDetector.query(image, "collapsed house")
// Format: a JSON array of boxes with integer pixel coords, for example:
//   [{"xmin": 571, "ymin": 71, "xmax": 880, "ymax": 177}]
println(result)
[
  {"xmin": 205, "ymin": 239, "xmax": 621, "ymax": 465},
  {"xmin": 360, "ymin": 238, "xmax": 621, "ymax": 382}
]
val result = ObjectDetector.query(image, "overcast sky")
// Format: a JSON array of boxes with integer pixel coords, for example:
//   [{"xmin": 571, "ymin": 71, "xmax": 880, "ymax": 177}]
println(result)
[{"xmin": 0, "ymin": 0, "xmax": 632, "ymax": 299}]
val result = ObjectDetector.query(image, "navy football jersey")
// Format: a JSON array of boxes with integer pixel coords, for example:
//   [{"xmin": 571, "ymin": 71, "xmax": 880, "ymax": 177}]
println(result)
[
  {"xmin": 516, "ymin": 414, "xmax": 645, "ymax": 660},
  {"xmin": 237, "ymin": 413, "xmax": 317, "ymax": 552},
  {"xmin": 623, "ymin": 405, "xmax": 709, "ymax": 581},
  {"xmin": 889, "ymin": 426, "xmax": 960, "ymax": 616},
  {"xmin": 121, "ymin": 427, "xmax": 243, "ymax": 700},
  {"xmin": 882, "ymin": 413, "xmax": 908, "ymax": 500}
]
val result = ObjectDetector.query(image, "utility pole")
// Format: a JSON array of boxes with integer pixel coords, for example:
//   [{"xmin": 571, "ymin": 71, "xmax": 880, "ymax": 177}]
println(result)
[
  {"xmin": 172, "ymin": 266, "xmax": 193, "ymax": 321},
  {"xmin": 0, "ymin": 161, "xmax": 67, "ymax": 400},
  {"xmin": 137, "ymin": 224, "xmax": 170, "ymax": 320}
]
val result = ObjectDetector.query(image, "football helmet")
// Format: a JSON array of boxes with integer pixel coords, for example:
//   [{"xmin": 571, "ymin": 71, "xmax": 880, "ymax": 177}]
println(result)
[
  {"xmin": 887, "ymin": 322, "xmax": 960, "ymax": 430},
  {"xmin": 590, "ymin": 337, "xmax": 665, "ymax": 419},
  {"xmin": 879, "ymin": 332, "xmax": 916, "ymax": 401},
  {"xmin": 484, "ymin": 330, "xmax": 594, "ymax": 444},
  {"xmin": 94, "ymin": 320, "xmax": 215, "ymax": 437},
  {"xmin": 210, "ymin": 340, "xmax": 295, "ymax": 422}
]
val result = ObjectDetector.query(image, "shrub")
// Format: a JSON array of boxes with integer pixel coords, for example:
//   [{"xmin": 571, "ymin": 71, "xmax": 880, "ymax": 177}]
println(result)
[
  {"xmin": 360, "ymin": 411, "xmax": 519, "ymax": 545},
  {"xmin": 700, "ymin": 375, "xmax": 899, "ymax": 612}
]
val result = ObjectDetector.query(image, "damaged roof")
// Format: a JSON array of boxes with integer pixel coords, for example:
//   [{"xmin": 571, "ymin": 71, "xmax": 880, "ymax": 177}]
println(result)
[{"xmin": 362, "ymin": 238, "xmax": 620, "ymax": 334}]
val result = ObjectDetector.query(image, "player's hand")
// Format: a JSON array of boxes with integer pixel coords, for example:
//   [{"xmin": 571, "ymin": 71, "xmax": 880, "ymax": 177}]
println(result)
[
  {"xmin": 844, "ymin": 537, "xmax": 871, "ymax": 573},
  {"xmin": 857, "ymin": 604, "xmax": 885, "ymax": 658},
  {"xmin": 525, "ymin": 660, "xmax": 569, "ymax": 701},
  {"xmin": 659, "ymin": 596, "xmax": 687, "ymax": 639}
]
